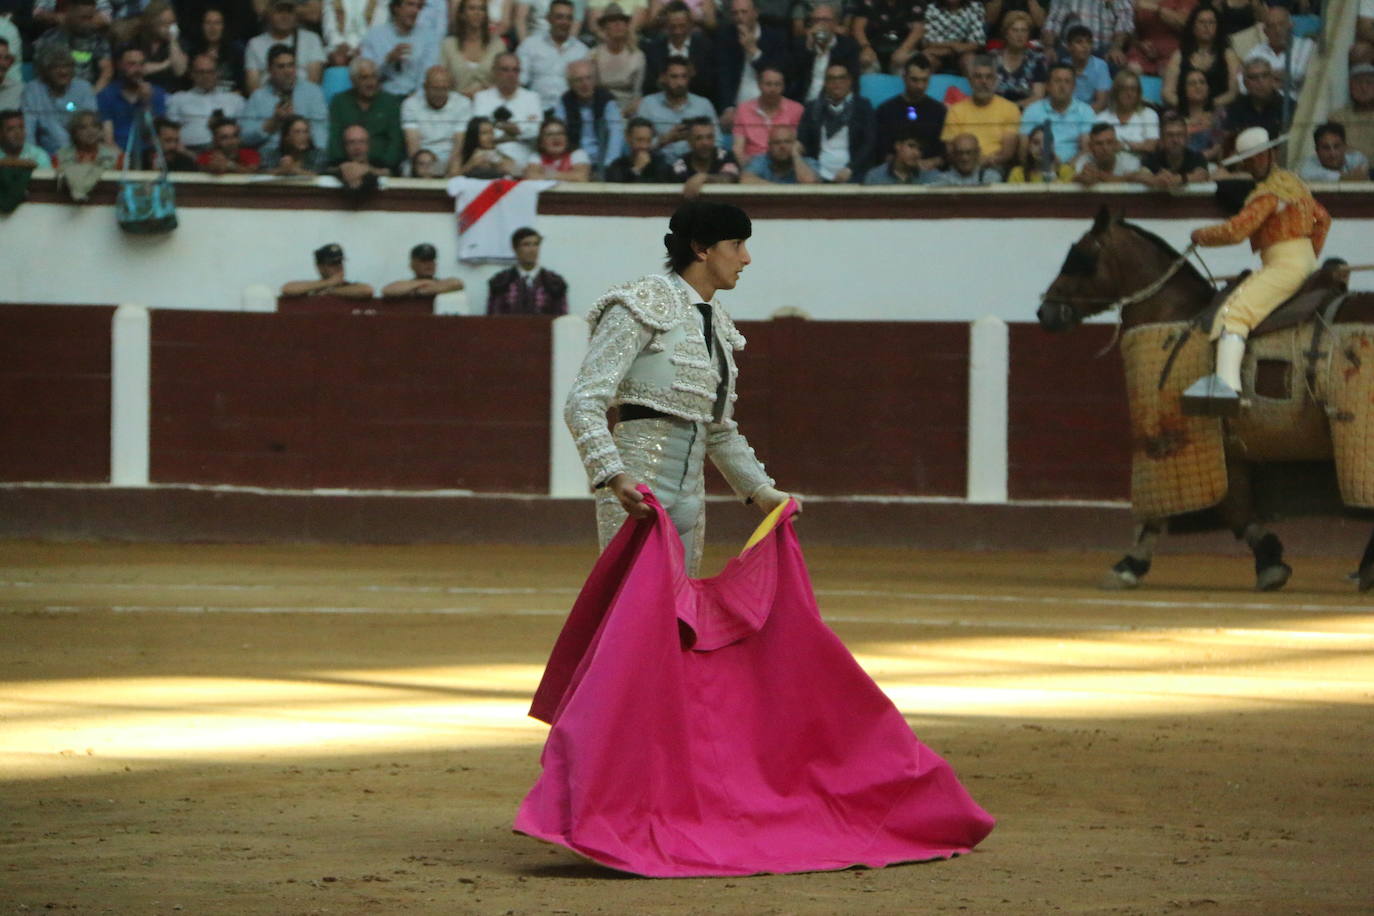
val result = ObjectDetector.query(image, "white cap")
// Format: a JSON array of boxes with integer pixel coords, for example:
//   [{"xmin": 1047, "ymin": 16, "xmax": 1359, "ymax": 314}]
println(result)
[{"xmin": 1221, "ymin": 126, "xmax": 1286, "ymax": 166}]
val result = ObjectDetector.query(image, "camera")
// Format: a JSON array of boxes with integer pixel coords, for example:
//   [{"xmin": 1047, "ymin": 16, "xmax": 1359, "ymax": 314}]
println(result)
[{"xmin": 493, "ymin": 105, "xmax": 512, "ymax": 122}]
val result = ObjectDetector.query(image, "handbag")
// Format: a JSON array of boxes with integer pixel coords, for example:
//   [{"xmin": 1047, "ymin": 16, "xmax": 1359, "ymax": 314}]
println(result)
[{"xmin": 116, "ymin": 109, "xmax": 177, "ymax": 234}]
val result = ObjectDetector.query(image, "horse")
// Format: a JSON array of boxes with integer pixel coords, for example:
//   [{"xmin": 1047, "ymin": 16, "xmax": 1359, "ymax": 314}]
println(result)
[{"xmin": 1036, "ymin": 207, "xmax": 1374, "ymax": 592}]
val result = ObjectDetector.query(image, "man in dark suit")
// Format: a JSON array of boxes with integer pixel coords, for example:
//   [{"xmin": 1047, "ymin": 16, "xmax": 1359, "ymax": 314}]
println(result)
[
  {"xmin": 486, "ymin": 227, "xmax": 569, "ymax": 316},
  {"xmin": 785, "ymin": 2, "xmax": 859, "ymax": 103},
  {"xmin": 715, "ymin": 0, "xmax": 789, "ymax": 122},
  {"xmin": 797, "ymin": 62, "xmax": 876, "ymax": 181},
  {"xmin": 643, "ymin": 1, "xmax": 718, "ymax": 105}
]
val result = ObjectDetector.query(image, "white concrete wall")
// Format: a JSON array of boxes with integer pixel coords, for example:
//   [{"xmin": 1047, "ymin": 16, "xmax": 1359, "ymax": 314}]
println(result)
[{"xmin": 6, "ymin": 191, "xmax": 1372, "ymax": 322}]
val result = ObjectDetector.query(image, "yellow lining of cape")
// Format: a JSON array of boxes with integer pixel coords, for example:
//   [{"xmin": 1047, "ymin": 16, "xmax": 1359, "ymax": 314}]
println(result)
[{"xmin": 740, "ymin": 500, "xmax": 789, "ymax": 555}]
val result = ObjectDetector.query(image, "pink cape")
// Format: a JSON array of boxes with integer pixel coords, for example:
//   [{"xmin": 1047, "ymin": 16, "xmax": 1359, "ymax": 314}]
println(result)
[{"xmin": 514, "ymin": 491, "xmax": 995, "ymax": 877}]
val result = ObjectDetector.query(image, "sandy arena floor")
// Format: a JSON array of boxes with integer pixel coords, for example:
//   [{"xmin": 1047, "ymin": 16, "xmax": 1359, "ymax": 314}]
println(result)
[{"xmin": 1, "ymin": 537, "xmax": 1372, "ymax": 915}]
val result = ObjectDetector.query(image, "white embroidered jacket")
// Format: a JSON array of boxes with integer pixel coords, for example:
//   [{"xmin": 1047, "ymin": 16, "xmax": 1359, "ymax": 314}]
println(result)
[{"xmin": 564, "ymin": 273, "xmax": 775, "ymax": 499}]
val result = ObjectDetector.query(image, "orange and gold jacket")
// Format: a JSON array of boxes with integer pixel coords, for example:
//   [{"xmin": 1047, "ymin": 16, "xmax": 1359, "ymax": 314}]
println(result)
[{"xmin": 1192, "ymin": 168, "xmax": 1331, "ymax": 255}]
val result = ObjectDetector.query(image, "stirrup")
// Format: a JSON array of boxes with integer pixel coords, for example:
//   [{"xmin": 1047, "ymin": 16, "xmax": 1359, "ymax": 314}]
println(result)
[{"xmin": 1181, "ymin": 374, "xmax": 1245, "ymax": 417}]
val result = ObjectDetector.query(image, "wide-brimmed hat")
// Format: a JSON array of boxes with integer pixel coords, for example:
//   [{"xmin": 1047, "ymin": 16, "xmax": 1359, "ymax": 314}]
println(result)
[
  {"xmin": 1221, "ymin": 126, "xmax": 1286, "ymax": 166},
  {"xmin": 598, "ymin": 2, "xmax": 629, "ymax": 23}
]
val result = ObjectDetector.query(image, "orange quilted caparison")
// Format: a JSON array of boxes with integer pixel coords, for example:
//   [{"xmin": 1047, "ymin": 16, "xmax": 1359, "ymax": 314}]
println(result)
[{"xmin": 1192, "ymin": 168, "xmax": 1331, "ymax": 255}]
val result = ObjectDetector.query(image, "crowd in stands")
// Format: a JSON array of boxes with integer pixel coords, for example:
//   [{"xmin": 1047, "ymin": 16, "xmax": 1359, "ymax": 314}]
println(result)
[{"xmin": 0, "ymin": 0, "xmax": 1371, "ymax": 190}]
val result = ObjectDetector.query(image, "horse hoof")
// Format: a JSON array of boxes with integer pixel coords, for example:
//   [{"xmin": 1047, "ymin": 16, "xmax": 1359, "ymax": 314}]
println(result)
[
  {"xmin": 1101, "ymin": 569, "xmax": 1140, "ymax": 590},
  {"xmin": 1256, "ymin": 563, "xmax": 1292, "ymax": 592}
]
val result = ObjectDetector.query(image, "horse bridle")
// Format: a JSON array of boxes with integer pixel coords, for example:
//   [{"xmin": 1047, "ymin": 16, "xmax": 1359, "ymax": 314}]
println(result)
[{"xmin": 1038, "ymin": 241, "xmax": 1203, "ymax": 314}]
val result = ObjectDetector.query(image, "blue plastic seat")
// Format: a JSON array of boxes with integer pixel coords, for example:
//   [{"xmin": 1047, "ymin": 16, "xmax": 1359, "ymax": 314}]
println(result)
[
  {"xmin": 1140, "ymin": 74, "xmax": 1163, "ymax": 106},
  {"xmin": 860, "ymin": 73, "xmax": 903, "ymax": 107},
  {"xmin": 321, "ymin": 66, "xmax": 352, "ymax": 104},
  {"xmin": 927, "ymin": 73, "xmax": 972, "ymax": 103},
  {"xmin": 1291, "ymin": 14, "xmax": 1321, "ymax": 38}
]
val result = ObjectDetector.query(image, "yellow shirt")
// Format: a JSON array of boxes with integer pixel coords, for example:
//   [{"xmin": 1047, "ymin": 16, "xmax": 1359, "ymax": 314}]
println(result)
[
  {"xmin": 1007, "ymin": 163, "xmax": 1076, "ymax": 183},
  {"xmin": 941, "ymin": 96, "xmax": 1022, "ymax": 157}
]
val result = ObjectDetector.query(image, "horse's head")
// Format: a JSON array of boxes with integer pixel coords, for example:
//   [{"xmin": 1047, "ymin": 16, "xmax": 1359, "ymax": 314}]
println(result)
[{"xmin": 1037, "ymin": 206, "xmax": 1126, "ymax": 333}]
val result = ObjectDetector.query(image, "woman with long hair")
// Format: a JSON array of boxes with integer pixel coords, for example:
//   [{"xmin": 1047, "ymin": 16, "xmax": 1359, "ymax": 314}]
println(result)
[
  {"xmin": 179, "ymin": 7, "xmax": 246, "ymax": 93},
  {"xmin": 523, "ymin": 116, "xmax": 591, "ymax": 180},
  {"xmin": 1161, "ymin": 4, "xmax": 1239, "ymax": 108},
  {"xmin": 994, "ymin": 11, "xmax": 1046, "ymax": 110},
  {"xmin": 1006, "ymin": 124, "xmax": 1074, "ymax": 182},
  {"xmin": 1175, "ymin": 66, "xmax": 1223, "ymax": 161},
  {"xmin": 1098, "ymin": 69, "xmax": 1160, "ymax": 155},
  {"xmin": 449, "ymin": 116, "xmax": 519, "ymax": 176},
  {"xmin": 133, "ymin": 1, "xmax": 189, "ymax": 91},
  {"xmin": 442, "ymin": 0, "xmax": 506, "ymax": 97},
  {"xmin": 264, "ymin": 114, "xmax": 326, "ymax": 174}
]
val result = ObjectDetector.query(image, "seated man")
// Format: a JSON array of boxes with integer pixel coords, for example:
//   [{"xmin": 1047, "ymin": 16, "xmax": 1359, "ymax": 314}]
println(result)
[
  {"xmin": 245, "ymin": 0, "xmax": 326, "ymax": 92},
  {"xmin": 797, "ymin": 62, "xmax": 875, "ymax": 183},
  {"xmin": 862, "ymin": 126, "xmax": 924, "ymax": 185},
  {"xmin": 327, "ymin": 57, "xmax": 404, "ymax": 173},
  {"xmin": 873, "ymin": 55, "xmax": 945, "ymax": 171},
  {"xmin": 1020, "ymin": 63, "xmax": 1096, "ymax": 165},
  {"xmin": 360, "ymin": 0, "xmax": 442, "ymax": 98},
  {"xmin": 402, "ymin": 66, "xmax": 470, "ymax": 174},
  {"xmin": 1297, "ymin": 122, "xmax": 1370, "ymax": 183},
  {"xmin": 0, "ymin": 38, "xmax": 21, "ymax": 112},
  {"xmin": 1063, "ymin": 24, "xmax": 1110, "ymax": 111},
  {"xmin": 552, "ymin": 59, "xmax": 623, "ymax": 178},
  {"xmin": 328, "ymin": 123, "xmax": 391, "ymax": 189},
  {"xmin": 741, "ymin": 124, "xmax": 818, "ymax": 184},
  {"xmin": 281, "ymin": 243, "xmax": 376, "ymax": 299},
  {"xmin": 242, "ymin": 45, "xmax": 331, "ymax": 157},
  {"xmin": 168, "ymin": 53, "xmax": 246, "ymax": 150},
  {"xmin": 382, "ymin": 243, "xmax": 466, "ymax": 297},
  {"xmin": 97, "ymin": 45, "xmax": 167, "ymax": 149},
  {"xmin": 637, "ymin": 55, "xmax": 719, "ymax": 162},
  {"xmin": 0, "ymin": 109, "xmax": 52, "ymax": 168},
  {"xmin": 1071, "ymin": 123, "xmax": 1145, "ymax": 186},
  {"xmin": 21, "ymin": 46, "xmax": 98, "ymax": 157},
  {"xmin": 669, "ymin": 116, "xmax": 740, "ymax": 196},
  {"xmin": 196, "ymin": 115, "xmax": 261, "ymax": 173},
  {"xmin": 941, "ymin": 55, "xmax": 1019, "ymax": 172},
  {"xmin": 1241, "ymin": 6, "xmax": 1315, "ymax": 102},
  {"xmin": 604, "ymin": 116, "xmax": 674, "ymax": 182},
  {"xmin": 33, "ymin": 0, "xmax": 111, "ymax": 92},
  {"xmin": 471, "ymin": 53, "xmax": 544, "ymax": 165},
  {"xmin": 150, "ymin": 117, "xmax": 200, "ymax": 171},
  {"xmin": 516, "ymin": 0, "xmax": 588, "ymax": 110},
  {"xmin": 920, "ymin": 132, "xmax": 1001, "ymax": 185},
  {"xmin": 486, "ymin": 227, "xmax": 569, "ymax": 316},
  {"xmin": 1139, "ymin": 112, "xmax": 1209, "ymax": 189},
  {"xmin": 1223, "ymin": 59, "xmax": 1284, "ymax": 143},
  {"xmin": 1330, "ymin": 64, "xmax": 1374, "ymax": 167}
]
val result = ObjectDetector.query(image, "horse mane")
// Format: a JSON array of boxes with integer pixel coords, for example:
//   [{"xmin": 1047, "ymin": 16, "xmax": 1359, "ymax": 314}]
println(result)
[{"xmin": 1117, "ymin": 220, "xmax": 1213, "ymax": 291}]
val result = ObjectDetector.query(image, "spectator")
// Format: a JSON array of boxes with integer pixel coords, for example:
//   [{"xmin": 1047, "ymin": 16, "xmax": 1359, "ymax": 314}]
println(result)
[
  {"xmin": 360, "ymin": 0, "xmax": 442, "ymax": 98},
  {"xmin": 1215, "ymin": 0, "xmax": 1258, "ymax": 44},
  {"xmin": 1138, "ymin": 110, "xmax": 1209, "ymax": 188},
  {"xmin": 862, "ymin": 125, "xmax": 924, "ymax": 184},
  {"xmin": 716, "ymin": 0, "xmax": 787, "ymax": 121},
  {"xmin": 741, "ymin": 123, "xmax": 818, "ymax": 182},
  {"xmin": 322, "ymin": 0, "xmax": 388, "ymax": 67},
  {"xmin": 97, "ymin": 46, "xmax": 168, "ymax": 149},
  {"xmin": 516, "ymin": 0, "xmax": 588, "ymax": 110},
  {"xmin": 449, "ymin": 114, "xmax": 522, "ymax": 175},
  {"xmin": 179, "ymin": 8, "xmax": 247, "ymax": 95},
  {"xmin": 1161, "ymin": 5, "xmax": 1238, "ymax": 109},
  {"xmin": 486, "ymin": 227, "xmax": 568, "ymax": 316},
  {"xmin": 648, "ymin": 0, "xmax": 717, "ymax": 30},
  {"xmin": 523, "ymin": 115, "xmax": 591, "ymax": 178},
  {"xmin": 472, "ymin": 52, "xmax": 544, "ymax": 163},
  {"xmin": 1006, "ymin": 123, "xmax": 1075, "ymax": 181},
  {"xmin": 553, "ymin": 58, "xmax": 624, "ymax": 176},
  {"xmin": 0, "ymin": 38, "xmax": 20, "ymax": 112},
  {"xmin": 1242, "ymin": 5, "xmax": 1313, "ymax": 102},
  {"xmin": 281, "ymin": 243, "xmax": 376, "ymax": 298},
  {"xmin": 1298, "ymin": 122, "xmax": 1371, "ymax": 184},
  {"xmin": 1063, "ymin": 24, "xmax": 1109, "ymax": 111},
  {"xmin": 732, "ymin": 64, "xmax": 803, "ymax": 163},
  {"xmin": 327, "ymin": 56, "xmax": 404, "ymax": 170},
  {"xmin": 34, "ymin": 0, "xmax": 113, "ymax": 92},
  {"xmin": 1097, "ymin": 69, "xmax": 1159, "ymax": 156},
  {"xmin": 786, "ymin": 3, "xmax": 858, "ymax": 103},
  {"xmin": 994, "ymin": 11, "xmax": 1047, "ymax": 111},
  {"xmin": 798, "ymin": 62, "xmax": 874, "ymax": 181},
  {"xmin": 175, "ymin": 0, "xmax": 262, "ymax": 48},
  {"xmin": 131, "ymin": 2, "xmax": 189, "ymax": 93},
  {"xmin": 1331, "ymin": 64, "xmax": 1374, "ymax": 167},
  {"xmin": 55, "ymin": 109, "xmax": 121, "ymax": 169},
  {"xmin": 21, "ymin": 46, "xmax": 98, "ymax": 156},
  {"xmin": 382, "ymin": 242, "xmax": 465, "ymax": 296},
  {"xmin": 586, "ymin": 0, "xmax": 642, "ymax": 39},
  {"xmin": 263, "ymin": 112, "xmax": 327, "ymax": 172},
  {"xmin": 1070, "ymin": 122, "xmax": 1143, "ymax": 185},
  {"xmin": 441, "ymin": 0, "xmax": 503, "ymax": 98},
  {"xmin": 644, "ymin": 1, "xmax": 717, "ymax": 103},
  {"xmin": 589, "ymin": 5, "xmax": 645, "ymax": 115},
  {"xmin": 408, "ymin": 147, "xmax": 439, "ymax": 174},
  {"xmin": 150, "ymin": 117, "xmax": 201, "ymax": 170},
  {"xmin": 1360, "ymin": 2, "xmax": 1374, "ymax": 65},
  {"xmin": 246, "ymin": 0, "xmax": 327, "ymax": 93},
  {"xmin": 1125, "ymin": 0, "xmax": 1192, "ymax": 77},
  {"xmin": 670, "ymin": 115, "xmax": 739, "ymax": 195},
  {"xmin": 168, "ymin": 55, "xmax": 245, "ymax": 150},
  {"xmin": 243, "ymin": 45, "xmax": 331, "ymax": 154},
  {"xmin": 874, "ymin": 54, "xmax": 946, "ymax": 171},
  {"xmin": 985, "ymin": 0, "xmax": 1048, "ymax": 37},
  {"xmin": 604, "ymin": 115, "xmax": 674, "ymax": 181},
  {"xmin": 1177, "ymin": 66, "xmax": 1222, "ymax": 162},
  {"xmin": 197, "ymin": 114, "xmax": 261, "ymax": 171},
  {"xmin": 327, "ymin": 121, "xmax": 392, "ymax": 186},
  {"xmin": 402, "ymin": 64, "xmax": 470, "ymax": 172},
  {"xmin": 1019, "ymin": 61, "xmax": 1094, "ymax": 163},
  {"xmin": 850, "ymin": 0, "xmax": 925, "ymax": 76},
  {"xmin": 920, "ymin": 131, "xmax": 1000, "ymax": 184},
  {"xmin": 1221, "ymin": 57, "xmax": 1281, "ymax": 145},
  {"xmin": 514, "ymin": 0, "xmax": 589, "ymax": 44},
  {"xmin": 0, "ymin": 110, "xmax": 50, "ymax": 168},
  {"xmin": 942, "ymin": 54, "xmax": 1019, "ymax": 170},
  {"xmin": 1041, "ymin": 0, "xmax": 1132, "ymax": 66},
  {"xmin": 637, "ymin": 55, "xmax": 718, "ymax": 160},
  {"xmin": 922, "ymin": 0, "xmax": 983, "ymax": 76}
]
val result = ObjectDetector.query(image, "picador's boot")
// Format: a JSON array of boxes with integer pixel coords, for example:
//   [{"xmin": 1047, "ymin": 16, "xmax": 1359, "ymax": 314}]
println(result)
[{"xmin": 1182, "ymin": 332, "xmax": 1247, "ymax": 417}]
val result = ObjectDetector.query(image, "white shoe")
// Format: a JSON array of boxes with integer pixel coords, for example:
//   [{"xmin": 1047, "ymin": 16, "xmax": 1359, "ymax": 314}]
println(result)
[{"xmin": 1181, "ymin": 333, "xmax": 1247, "ymax": 417}]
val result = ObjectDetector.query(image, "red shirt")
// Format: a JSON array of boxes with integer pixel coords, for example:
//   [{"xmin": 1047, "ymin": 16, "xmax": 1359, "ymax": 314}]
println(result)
[{"xmin": 196, "ymin": 147, "xmax": 262, "ymax": 170}]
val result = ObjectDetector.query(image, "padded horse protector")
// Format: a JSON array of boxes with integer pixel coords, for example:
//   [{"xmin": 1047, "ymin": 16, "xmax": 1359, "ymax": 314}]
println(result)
[{"xmin": 1325, "ymin": 326, "xmax": 1374, "ymax": 508}]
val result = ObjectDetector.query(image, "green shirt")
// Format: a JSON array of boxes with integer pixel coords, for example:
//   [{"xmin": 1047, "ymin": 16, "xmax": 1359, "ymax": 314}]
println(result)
[{"xmin": 327, "ymin": 89, "xmax": 404, "ymax": 171}]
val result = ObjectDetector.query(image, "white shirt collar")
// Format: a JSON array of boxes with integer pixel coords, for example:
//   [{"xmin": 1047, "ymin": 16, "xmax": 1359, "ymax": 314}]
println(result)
[{"xmin": 670, "ymin": 271, "xmax": 715, "ymax": 307}]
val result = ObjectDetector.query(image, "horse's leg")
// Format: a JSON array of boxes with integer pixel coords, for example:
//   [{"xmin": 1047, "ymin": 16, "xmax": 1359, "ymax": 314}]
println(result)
[
  {"xmin": 1357, "ymin": 526, "xmax": 1374, "ymax": 593},
  {"xmin": 1101, "ymin": 519, "xmax": 1164, "ymax": 590},
  {"xmin": 1221, "ymin": 460, "xmax": 1292, "ymax": 592}
]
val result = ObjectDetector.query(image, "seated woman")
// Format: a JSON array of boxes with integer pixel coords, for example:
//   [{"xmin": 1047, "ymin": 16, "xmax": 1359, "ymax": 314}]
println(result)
[
  {"xmin": 131, "ymin": 1, "xmax": 189, "ymax": 93},
  {"xmin": 922, "ymin": 0, "xmax": 986, "ymax": 75},
  {"xmin": 55, "ymin": 111, "xmax": 123, "ymax": 169},
  {"xmin": 1175, "ymin": 66, "xmax": 1223, "ymax": 162},
  {"xmin": 448, "ymin": 116, "xmax": 521, "ymax": 177},
  {"xmin": 442, "ymin": 0, "xmax": 505, "ymax": 98},
  {"xmin": 410, "ymin": 148, "xmax": 446, "ymax": 177},
  {"xmin": 1125, "ymin": 0, "xmax": 1191, "ymax": 76},
  {"xmin": 263, "ymin": 114, "xmax": 327, "ymax": 175},
  {"xmin": 523, "ymin": 117, "xmax": 591, "ymax": 180},
  {"xmin": 1006, "ymin": 124, "xmax": 1074, "ymax": 182},
  {"xmin": 179, "ymin": 7, "xmax": 247, "ymax": 94},
  {"xmin": 1161, "ymin": 4, "xmax": 1239, "ymax": 109},
  {"xmin": 1097, "ymin": 69, "xmax": 1160, "ymax": 156},
  {"xmin": 993, "ymin": 11, "xmax": 1046, "ymax": 110}
]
